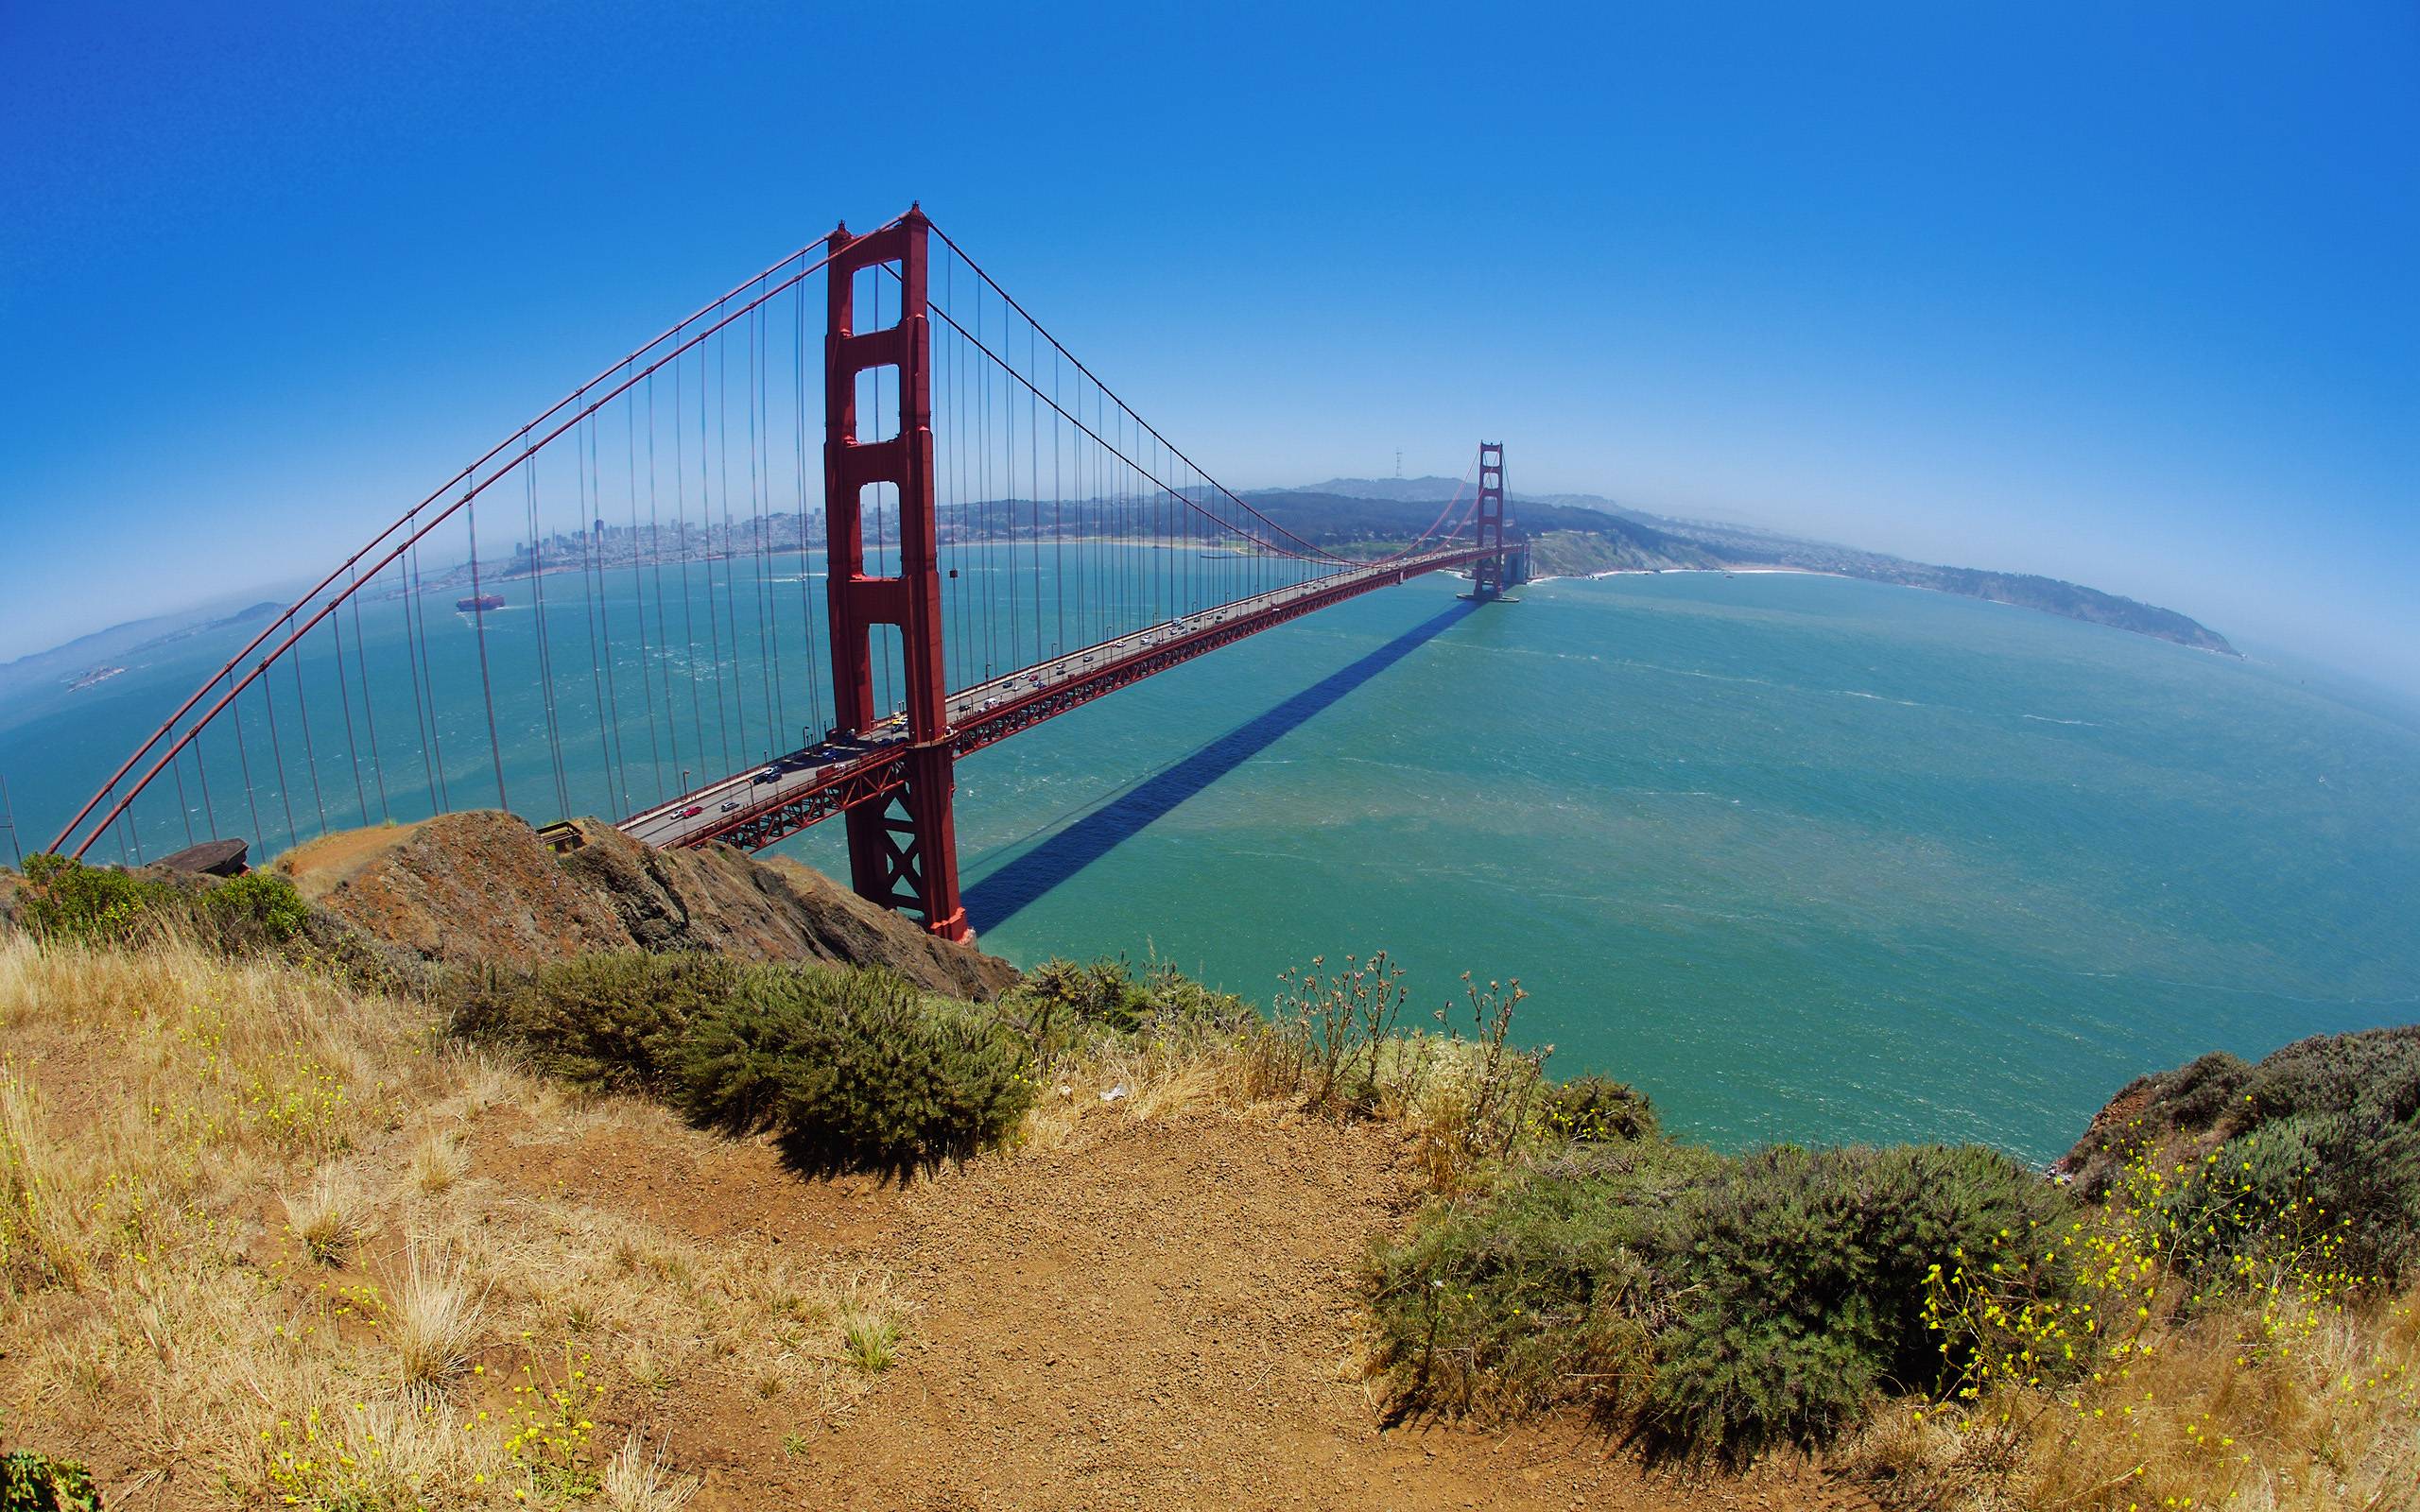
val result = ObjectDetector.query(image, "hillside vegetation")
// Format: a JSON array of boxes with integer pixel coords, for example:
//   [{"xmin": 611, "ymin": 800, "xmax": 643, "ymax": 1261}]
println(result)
[{"xmin": 2, "ymin": 844, "xmax": 2413, "ymax": 1509}]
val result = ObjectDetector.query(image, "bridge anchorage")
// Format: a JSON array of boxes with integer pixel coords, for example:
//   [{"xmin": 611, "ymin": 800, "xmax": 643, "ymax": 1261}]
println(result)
[{"xmin": 60, "ymin": 203, "xmax": 1522, "ymax": 943}]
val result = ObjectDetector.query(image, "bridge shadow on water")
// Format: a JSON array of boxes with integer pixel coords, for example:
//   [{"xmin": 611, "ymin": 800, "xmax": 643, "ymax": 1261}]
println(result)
[{"xmin": 962, "ymin": 598, "xmax": 1479, "ymax": 934}]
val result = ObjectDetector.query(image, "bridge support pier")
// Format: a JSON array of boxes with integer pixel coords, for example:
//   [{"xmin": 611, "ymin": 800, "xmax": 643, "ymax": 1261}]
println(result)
[{"xmin": 824, "ymin": 207, "xmax": 969, "ymax": 941}]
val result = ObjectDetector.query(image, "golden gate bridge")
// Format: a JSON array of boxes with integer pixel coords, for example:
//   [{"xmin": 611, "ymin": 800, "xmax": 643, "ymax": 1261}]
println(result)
[{"xmin": 54, "ymin": 207, "xmax": 1524, "ymax": 941}]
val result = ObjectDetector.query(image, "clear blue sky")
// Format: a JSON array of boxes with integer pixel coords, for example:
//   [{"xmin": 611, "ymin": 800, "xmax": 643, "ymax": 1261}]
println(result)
[{"xmin": 3, "ymin": 1, "xmax": 2413, "ymax": 688}]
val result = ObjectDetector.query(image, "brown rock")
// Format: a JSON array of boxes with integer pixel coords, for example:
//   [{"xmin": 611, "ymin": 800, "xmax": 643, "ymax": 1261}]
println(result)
[{"xmin": 280, "ymin": 811, "xmax": 1017, "ymax": 997}]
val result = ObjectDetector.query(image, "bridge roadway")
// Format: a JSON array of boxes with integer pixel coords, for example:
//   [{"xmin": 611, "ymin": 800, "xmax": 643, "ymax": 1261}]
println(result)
[{"xmin": 617, "ymin": 542, "xmax": 1498, "ymax": 853}]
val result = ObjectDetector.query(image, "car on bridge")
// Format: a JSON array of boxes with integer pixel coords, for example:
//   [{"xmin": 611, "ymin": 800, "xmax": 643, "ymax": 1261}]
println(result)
[{"xmin": 680, "ymin": 804, "xmax": 704, "ymax": 818}]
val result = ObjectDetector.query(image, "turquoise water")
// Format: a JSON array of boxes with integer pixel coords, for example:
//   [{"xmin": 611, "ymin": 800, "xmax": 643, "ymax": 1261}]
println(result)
[
  {"xmin": 815, "ymin": 571, "xmax": 2420, "ymax": 1160},
  {"xmin": 6, "ymin": 564, "xmax": 2415, "ymax": 1161}
]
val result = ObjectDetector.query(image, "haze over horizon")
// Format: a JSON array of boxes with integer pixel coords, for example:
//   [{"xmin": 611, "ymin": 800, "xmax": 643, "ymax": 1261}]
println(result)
[{"xmin": 2, "ymin": 2, "xmax": 2411, "ymax": 692}]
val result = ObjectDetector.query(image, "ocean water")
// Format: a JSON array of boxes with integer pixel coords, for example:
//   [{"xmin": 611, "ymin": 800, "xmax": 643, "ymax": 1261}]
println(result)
[{"xmin": 5, "ymin": 562, "xmax": 2414, "ymax": 1162}]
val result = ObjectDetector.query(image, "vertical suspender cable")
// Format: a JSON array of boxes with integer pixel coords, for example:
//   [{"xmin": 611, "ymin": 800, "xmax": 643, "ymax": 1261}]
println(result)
[
  {"xmin": 286, "ymin": 632, "xmax": 328, "ymax": 838},
  {"xmin": 698, "ymin": 337, "xmax": 726, "ymax": 766},
  {"xmin": 232, "ymin": 690, "xmax": 265, "ymax": 848},
  {"xmin": 714, "ymin": 323, "xmax": 750, "ymax": 761},
  {"xmin": 648, "ymin": 372, "xmax": 677, "ymax": 798},
  {"xmin": 793, "ymin": 273, "xmax": 823, "ymax": 742},
  {"xmin": 464, "ymin": 496, "xmax": 511, "ymax": 812},
  {"xmin": 525, "ymin": 456, "xmax": 572, "ymax": 817},
  {"xmin": 346, "ymin": 564, "xmax": 390, "ymax": 823},
  {"xmin": 752, "ymin": 301, "xmax": 783, "ymax": 748},
  {"xmin": 672, "ymin": 355, "xmax": 707, "ymax": 783},
  {"xmin": 585, "ymin": 416, "xmax": 622, "ymax": 813},
  {"xmin": 1029, "ymin": 322, "xmax": 1042, "ymax": 660},
  {"xmin": 167, "ymin": 744, "xmax": 195, "ymax": 848},
  {"xmin": 259, "ymin": 664, "xmax": 299, "ymax": 850},
  {"xmin": 702, "ymin": 335, "xmax": 737, "ymax": 767},
  {"xmin": 194, "ymin": 740, "xmax": 220, "ymax": 842},
  {"xmin": 328, "ymin": 605, "xmax": 369, "ymax": 824},
  {"xmin": 404, "ymin": 539, "xmax": 444, "ymax": 812},
  {"xmin": 1052, "ymin": 342, "xmax": 1063, "ymax": 656},
  {"xmin": 578, "ymin": 410, "xmax": 623, "ymax": 813}
]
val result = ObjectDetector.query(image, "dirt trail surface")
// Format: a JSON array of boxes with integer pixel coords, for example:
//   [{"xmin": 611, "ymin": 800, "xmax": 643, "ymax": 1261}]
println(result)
[{"xmin": 480, "ymin": 1096, "xmax": 1875, "ymax": 1511}]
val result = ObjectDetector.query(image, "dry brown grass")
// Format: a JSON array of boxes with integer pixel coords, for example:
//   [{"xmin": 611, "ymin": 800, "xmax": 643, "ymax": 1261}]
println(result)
[
  {"xmin": 1, "ymin": 1070, "xmax": 88, "ymax": 1292},
  {"xmin": 1018, "ymin": 1019, "xmax": 1542, "ymax": 1199},
  {"xmin": 600, "ymin": 1425, "xmax": 700, "ymax": 1511},
  {"xmin": 284, "ymin": 1164, "xmax": 381, "ymax": 1264},
  {"xmin": 1846, "ymin": 1280, "xmax": 2420, "ymax": 1511},
  {"xmin": 0, "ymin": 934, "xmax": 910, "ymax": 1509},
  {"xmin": 389, "ymin": 1240, "xmax": 486, "ymax": 1394},
  {"xmin": 409, "ymin": 1127, "xmax": 470, "ymax": 1195}
]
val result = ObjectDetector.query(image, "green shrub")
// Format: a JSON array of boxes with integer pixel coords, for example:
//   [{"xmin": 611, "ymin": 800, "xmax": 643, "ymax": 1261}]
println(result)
[
  {"xmin": 1367, "ymin": 1139, "xmax": 1725, "ymax": 1418},
  {"xmin": 2105, "ymin": 1028, "xmax": 2420, "ymax": 1284},
  {"xmin": 1648, "ymin": 1143, "xmax": 2067, "ymax": 1463},
  {"xmin": 450, "ymin": 953, "xmax": 739, "ymax": 1092},
  {"xmin": 2166, "ymin": 1110, "xmax": 2420, "ymax": 1282},
  {"xmin": 2150, "ymin": 1051, "xmax": 2255, "ymax": 1133},
  {"xmin": 197, "ymin": 872, "xmax": 310, "ymax": 951},
  {"xmin": 1537, "ymin": 1074, "xmax": 1659, "ymax": 1144},
  {"xmin": 15, "ymin": 854, "xmax": 168, "ymax": 946},
  {"xmin": 12, "ymin": 854, "xmax": 314, "ymax": 961},
  {"xmin": 1374, "ymin": 1136, "xmax": 2071, "ymax": 1457},
  {"xmin": 676, "ymin": 966, "xmax": 1035, "ymax": 1180},
  {"xmin": 2240, "ymin": 1026, "xmax": 2420, "ymax": 1129},
  {"xmin": 1, "ymin": 1446, "xmax": 102, "ymax": 1511}
]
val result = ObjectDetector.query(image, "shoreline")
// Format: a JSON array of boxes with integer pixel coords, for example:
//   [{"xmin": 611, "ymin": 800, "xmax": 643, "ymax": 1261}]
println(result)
[
  {"xmin": 1523, "ymin": 564, "xmax": 1836, "ymax": 587},
  {"xmin": 1527, "ymin": 563, "xmax": 2243, "ymax": 657}
]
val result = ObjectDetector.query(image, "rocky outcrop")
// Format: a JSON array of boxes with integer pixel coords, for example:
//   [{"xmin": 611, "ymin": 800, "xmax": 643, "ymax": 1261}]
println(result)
[
  {"xmin": 278, "ymin": 811, "xmax": 1017, "ymax": 999},
  {"xmin": 554, "ymin": 819, "xmax": 1019, "ymax": 999}
]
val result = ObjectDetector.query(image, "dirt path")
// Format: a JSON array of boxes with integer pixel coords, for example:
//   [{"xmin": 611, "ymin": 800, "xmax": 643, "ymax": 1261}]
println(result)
[{"xmin": 531, "ymin": 1097, "xmax": 1876, "ymax": 1511}]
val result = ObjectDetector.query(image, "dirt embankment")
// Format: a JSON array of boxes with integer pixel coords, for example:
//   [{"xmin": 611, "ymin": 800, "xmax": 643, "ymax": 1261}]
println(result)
[{"xmin": 275, "ymin": 811, "xmax": 1018, "ymax": 998}]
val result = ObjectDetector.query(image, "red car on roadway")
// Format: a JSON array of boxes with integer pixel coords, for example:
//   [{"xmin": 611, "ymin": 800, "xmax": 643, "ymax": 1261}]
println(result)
[{"xmin": 680, "ymin": 804, "xmax": 704, "ymax": 817}]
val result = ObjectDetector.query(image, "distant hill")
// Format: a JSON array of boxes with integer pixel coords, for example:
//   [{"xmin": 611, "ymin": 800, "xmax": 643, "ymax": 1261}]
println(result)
[
  {"xmin": 1263, "ymin": 481, "xmax": 2239, "ymax": 657},
  {"xmin": 1294, "ymin": 475, "xmax": 1473, "ymax": 504},
  {"xmin": 0, "ymin": 598, "xmax": 282, "ymax": 708}
]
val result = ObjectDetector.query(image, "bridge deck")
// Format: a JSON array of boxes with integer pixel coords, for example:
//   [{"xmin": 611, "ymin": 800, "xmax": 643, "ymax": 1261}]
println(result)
[{"xmin": 618, "ymin": 543, "xmax": 1495, "ymax": 852}]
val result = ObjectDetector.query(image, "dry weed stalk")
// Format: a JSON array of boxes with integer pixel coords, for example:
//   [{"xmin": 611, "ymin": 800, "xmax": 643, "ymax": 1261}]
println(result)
[
  {"xmin": 603, "ymin": 1424, "xmax": 701, "ymax": 1510},
  {"xmin": 284, "ymin": 1165, "xmax": 380, "ymax": 1264}
]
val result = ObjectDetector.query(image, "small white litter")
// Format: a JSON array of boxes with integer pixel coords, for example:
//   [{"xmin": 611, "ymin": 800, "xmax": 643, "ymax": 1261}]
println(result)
[{"xmin": 1100, "ymin": 1084, "xmax": 1130, "ymax": 1104}]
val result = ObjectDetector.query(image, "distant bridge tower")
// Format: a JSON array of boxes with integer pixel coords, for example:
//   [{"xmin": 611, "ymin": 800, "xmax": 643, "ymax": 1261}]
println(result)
[
  {"xmin": 823, "ymin": 207, "xmax": 969, "ymax": 941},
  {"xmin": 1472, "ymin": 441, "xmax": 1510, "ymax": 600}
]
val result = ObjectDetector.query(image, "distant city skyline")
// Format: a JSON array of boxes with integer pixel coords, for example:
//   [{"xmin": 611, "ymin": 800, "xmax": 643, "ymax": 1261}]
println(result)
[{"xmin": 2, "ymin": 1, "xmax": 2412, "ymax": 691}]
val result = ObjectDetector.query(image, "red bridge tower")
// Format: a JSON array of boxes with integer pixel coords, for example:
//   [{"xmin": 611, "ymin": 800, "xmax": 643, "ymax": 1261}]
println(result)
[
  {"xmin": 822, "ymin": 208, "xmax": 968, "ymax": 941},
  {"xmin": 1472, "ymin": 441, "xmax": 1511, "ymax": 600}
]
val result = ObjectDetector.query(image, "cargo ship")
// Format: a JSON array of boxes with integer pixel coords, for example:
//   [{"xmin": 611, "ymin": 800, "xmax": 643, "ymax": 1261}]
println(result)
[{"xmin": 456, "ymin": 593, "xmax": 506, "ymax": 612}]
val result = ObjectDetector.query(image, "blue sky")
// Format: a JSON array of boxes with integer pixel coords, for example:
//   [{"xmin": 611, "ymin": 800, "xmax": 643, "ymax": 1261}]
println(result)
[{"xmin": 2, "ymin": 1, "xmax": 2413, "ymax": 689}]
